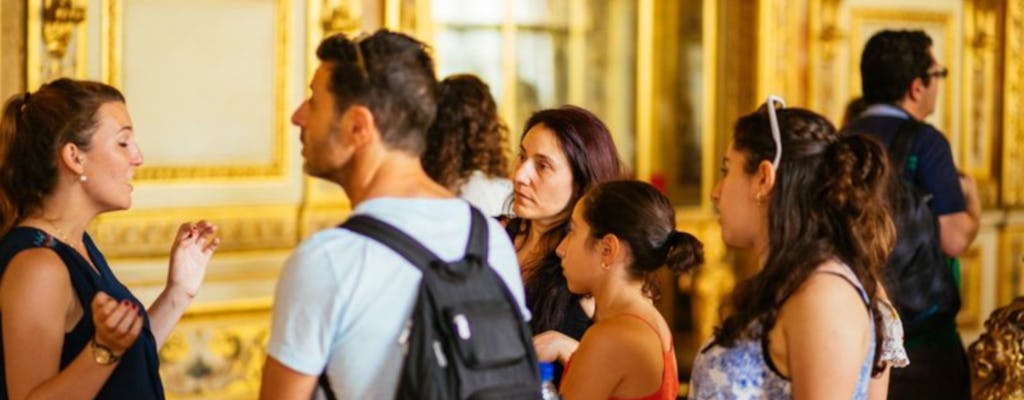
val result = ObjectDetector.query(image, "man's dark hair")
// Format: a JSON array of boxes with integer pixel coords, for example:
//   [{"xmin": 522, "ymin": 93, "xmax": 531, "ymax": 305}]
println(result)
[
  {"xmin": 315, "ymin": 30, "xmax": 438, "ymax": 155},
  {"xmin": 860, "ymin": 30, "xmax": 934, "ymax": 104}
]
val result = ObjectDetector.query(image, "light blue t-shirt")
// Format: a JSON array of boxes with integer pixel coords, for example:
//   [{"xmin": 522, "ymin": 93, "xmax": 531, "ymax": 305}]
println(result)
[{"xmin": 267, "ymin": 198, "xmax": 528, "ymax": 399}]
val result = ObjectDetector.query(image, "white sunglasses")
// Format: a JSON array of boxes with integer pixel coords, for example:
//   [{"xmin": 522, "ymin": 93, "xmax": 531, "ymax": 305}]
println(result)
[{"xmin": 765, "ymin": 95, "xmax": 787, "ymax": 169}]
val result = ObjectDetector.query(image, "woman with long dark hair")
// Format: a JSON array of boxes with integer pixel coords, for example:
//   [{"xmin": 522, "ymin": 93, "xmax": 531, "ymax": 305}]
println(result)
[
  {"xmin": 505, "ymin": 105, "xmax": 623, "ymax": 383},
  {"xmin": 689, "ymin": 99, "xmax": 900, "ymax": 399}
]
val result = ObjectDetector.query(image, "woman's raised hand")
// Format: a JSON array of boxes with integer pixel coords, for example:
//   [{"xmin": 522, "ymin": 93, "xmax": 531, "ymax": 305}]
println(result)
[{"xmin": 166, "ymin": 220, "xmax": 220, "ymax": 298}]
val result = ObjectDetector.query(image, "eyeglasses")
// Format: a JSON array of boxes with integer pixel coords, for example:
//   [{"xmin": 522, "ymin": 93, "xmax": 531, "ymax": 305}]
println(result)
[
  {"xmin": 926, "ymin": 67, "xmax": 948, "ymax": 80},
  {"xmin": 764, "ymin": 95, "xmax": 787, "ymax": 169}
]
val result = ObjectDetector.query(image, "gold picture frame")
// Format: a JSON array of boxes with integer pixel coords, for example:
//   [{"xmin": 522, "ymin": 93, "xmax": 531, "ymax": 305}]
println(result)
[{"xmin": 100, "ymin": 0, "xmax": 292, "ymax": 182}]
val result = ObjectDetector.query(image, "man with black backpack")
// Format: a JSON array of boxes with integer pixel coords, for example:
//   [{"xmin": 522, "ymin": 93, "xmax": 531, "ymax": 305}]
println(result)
[
  {"xmin": 259, "ymin": 30, "xmax": 538, "ymax": 399},
  {"xmin": 843, "ymin": 30, "xmax": 981, "ymax": 399}
]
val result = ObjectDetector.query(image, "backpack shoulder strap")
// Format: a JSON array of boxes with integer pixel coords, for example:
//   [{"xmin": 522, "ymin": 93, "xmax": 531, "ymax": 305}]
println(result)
[
  {"xmin": 889, "ymin": 119, "xmax": 925, "ymax": 172},
  {"xmin": 340, "ymin": 214, "xmax": 442, "ymax": 271},
  {"xmin": 464, "ymin": 207, "xmax": 489, "ymax": 264},
  {"xmin": 318, "ymin": 371, "xmax": 338, "ymax": 400},
  {"xmin": 340, "ymin": 207, "xmax": 489, "ymax": 272}
]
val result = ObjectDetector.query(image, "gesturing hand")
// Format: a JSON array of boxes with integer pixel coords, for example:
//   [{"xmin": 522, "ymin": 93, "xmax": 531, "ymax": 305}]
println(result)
[
  {"xmin": 167, "ymin": 220, "xmax": 220, "ymax": 298},
  {"xmin": 91, "ymin": 291, "xmax": 143, "ymax": 355}
]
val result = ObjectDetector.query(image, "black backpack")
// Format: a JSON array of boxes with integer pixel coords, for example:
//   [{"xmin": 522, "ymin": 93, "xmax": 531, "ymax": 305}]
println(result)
[
  {"xmin": 321, "ymin": 206, "xmax": 540, "ymax": 400},
  {"xmin": 877, "ymin": 120, "xmax": 961, "ymax": 337}
]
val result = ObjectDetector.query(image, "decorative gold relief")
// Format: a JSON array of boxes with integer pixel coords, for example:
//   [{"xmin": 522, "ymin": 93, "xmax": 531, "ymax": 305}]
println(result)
[
  {"xmin": 961, "ymin": 0, "xmax": 1000, "ymax": 182},
  {"xmin": 161, "ymin": 304, "xmax": 271, "ymax": 400},
  {"xmin": 101, "ymin": 0, "xmax": 292, "ymax": 182},
  {"xmin": 808, "ymin": 0, "xmax": 845, "ymax": 118},
  {"xmin": 321, "ymin": 0, "xmax": 363, "ymax": 35},
  {"xmin": 299, "ymin": 204, "xmax": 351, "ymax": 240},
  {"xmin": 676, "ymin": 214, "xmax": 731, "ymax": 346},
  {"xmin": 758, "ymin": 0, "xmax": 810, "ymax": 105},
  {"xmin": 89, "ymin": 205, "xmax": 299, "ymax": 258},
  {"xmin": 967, "ymin": 297, "xmax": 1024, "ymax": 400},
  {"xmin": 999, "ymin": 222, "xmax": 1024, "ymax": 305},
  {"xmin": 957, "ymin": 245, "xmax": 984, "ymax": 329},
  {"xmin": 26, "ymin": 0, "xmax": 88, "ymax": 88},
  {"xmin": 1003, "ymin": 0, "xmax": 1024, "ymax": 206}
]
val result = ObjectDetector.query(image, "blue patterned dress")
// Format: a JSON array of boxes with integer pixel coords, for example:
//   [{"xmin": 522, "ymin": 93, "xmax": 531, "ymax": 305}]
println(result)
[{"xmin": 688, "ymin": 266, "xmax": 875, "ymax": 399}]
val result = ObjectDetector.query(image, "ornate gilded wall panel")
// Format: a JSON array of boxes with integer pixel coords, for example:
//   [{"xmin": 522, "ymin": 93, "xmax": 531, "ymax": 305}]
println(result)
[
  {"xmin": 26, "ymin": 0, "xmax": 88, "ymax": 88},
  {"xmin": 757, "ymin": 0, "xmax": 811, "ymax": 105},
  {"xmin": 1003, "ymin": 0, "xmax": 1024, "ymax": 207},
  {"xmin": 961, "ymin": 0, "xmax": 1001, "ymax": 184},
  {"xmin": 160, "ymin": 303, "xmax": 271, "ymax": 400},
  {"xmin": 90, "ymin": 205, "xmax": 299, "ymax": 258},
  {"xmin": 100, "ymin": 0, "xmax": 292, "ymax": 182},
  {"xmin": 676, "ymin": 213, "xmax": 730, "ymax": 347},
  {"xmin": 957, "ymin": 245, "xmax": 984, "ymax": 330},
  {"xmin": 999, "ymin": 220, "xmax": 1024, "ymax": 306},
  {"xmin": 807, "ymin": 0, "xmax": 843, "ymax": 117}
]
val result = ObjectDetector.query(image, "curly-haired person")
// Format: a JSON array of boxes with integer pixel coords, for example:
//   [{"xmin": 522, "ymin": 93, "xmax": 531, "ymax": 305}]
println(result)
[{"xmin": 422, "ymin": 74, "xmax": 512, "ymax": 216}]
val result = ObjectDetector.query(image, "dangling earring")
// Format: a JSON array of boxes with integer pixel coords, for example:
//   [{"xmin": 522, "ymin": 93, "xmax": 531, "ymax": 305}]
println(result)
[{"xmin": 79, "ymin": 174, "xmax": 87, "ymax": 183}]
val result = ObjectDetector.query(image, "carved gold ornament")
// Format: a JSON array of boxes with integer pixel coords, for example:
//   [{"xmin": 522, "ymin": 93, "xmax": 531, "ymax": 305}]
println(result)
[{"xmin": 968, "ymin": 297, "xmax": 1024, "ymax": 400}]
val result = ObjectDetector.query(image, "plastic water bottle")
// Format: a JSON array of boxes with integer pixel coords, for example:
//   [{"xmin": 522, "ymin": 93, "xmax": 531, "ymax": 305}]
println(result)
[{"xmin": 540, "ymin": 362, "xmax": 561, "ymax": 400}]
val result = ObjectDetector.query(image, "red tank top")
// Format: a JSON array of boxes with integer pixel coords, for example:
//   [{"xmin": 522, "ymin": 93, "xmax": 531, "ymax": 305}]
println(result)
[{"xmin": 564, "ymin": 314, "xmax": 678, "ymax": 400}]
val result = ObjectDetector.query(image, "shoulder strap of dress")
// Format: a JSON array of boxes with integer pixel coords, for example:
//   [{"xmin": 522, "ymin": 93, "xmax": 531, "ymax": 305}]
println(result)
[
  {"xmin": 814, "ymin": 269, "xmax": 871, "ymax": 309},
  {"xmin": 616, "ymin": 313, "xmax": 671, "ymax": 351}
]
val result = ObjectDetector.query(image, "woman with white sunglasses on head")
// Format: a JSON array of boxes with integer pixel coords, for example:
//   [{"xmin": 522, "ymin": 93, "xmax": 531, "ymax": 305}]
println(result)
[{"xmin": 688, "ymin": 98, "xmax": 906, "ymax": 399}]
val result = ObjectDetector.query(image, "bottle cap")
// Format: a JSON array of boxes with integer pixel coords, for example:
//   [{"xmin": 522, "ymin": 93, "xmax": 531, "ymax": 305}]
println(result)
[{"xmin": 540, "ymin": 362, "xmax": 554, "ymax": 381}]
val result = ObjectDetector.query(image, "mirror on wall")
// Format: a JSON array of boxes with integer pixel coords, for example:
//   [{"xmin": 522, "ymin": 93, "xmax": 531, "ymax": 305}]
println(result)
[{"xmin": 425, "ymin": 0, "xmax": 639, "ymax": 171}]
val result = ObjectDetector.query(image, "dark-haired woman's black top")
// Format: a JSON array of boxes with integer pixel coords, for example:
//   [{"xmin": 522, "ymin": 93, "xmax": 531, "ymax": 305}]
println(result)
[
  {"xmin": 504, "ymin": 218, "xmax": 593, "ymax": 385},
  {"xmin": 0, "ymin": 227, "xmax": 164, "ymax": 399}
]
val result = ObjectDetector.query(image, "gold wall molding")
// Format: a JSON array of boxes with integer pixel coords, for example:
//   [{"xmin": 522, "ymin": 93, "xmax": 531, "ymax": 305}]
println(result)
[
  {"xmin": 757, "ymin": 0, "xmax": 810, "ymax": 105},
  {"xmin": 100, "ymin": 0, "xmax": 292, "ymax": 182},
  {"xmin": 299, "ymin": 204, "xmax": 351, "ymax": 240},
  {"xmin": 161, "ymin": 302, "xmax": 271, "ymax": 400},
  {"xmin": 961, "ymin": 0, "xmax": 1001, "ymax": 182},
  {"xmin": 808, "ymin": 0, "xmax": 844, "ymax": 119},
  {"xmin": 27, "ymin": 0, "xmax": 88, "ymax": 88},
  {"xmin": 90, "ymin": 205, "xmax": 299, "ymax": 258},
  {"xmin": 0, "ymin": 0, "xmax": 27, "ymax": 100},
  {"xmin": 957, "ymin": 245, "xmax": 985, "ymax": 329},
  {"xmin": 1003, "ymin": 0, "xmax": 1024, "ymax": 206},
  {"xmin": 676, "ymin": 214, "xmax": 731, "ymax": 346},
  {"xmin": 999, "ymin": 221, "xmax": 1024, "ymax": 306}
]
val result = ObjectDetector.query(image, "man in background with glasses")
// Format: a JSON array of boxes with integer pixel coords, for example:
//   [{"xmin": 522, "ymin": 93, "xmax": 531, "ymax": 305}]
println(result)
[{"xmin": 843, "ymin": 29, "xmax": 980, "ymax": 400}]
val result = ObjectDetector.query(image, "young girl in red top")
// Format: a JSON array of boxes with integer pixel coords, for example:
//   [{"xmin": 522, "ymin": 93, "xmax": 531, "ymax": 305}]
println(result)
[{"xmin": 551, "ymin": 180, "xmax": 703, "ymax": 400}]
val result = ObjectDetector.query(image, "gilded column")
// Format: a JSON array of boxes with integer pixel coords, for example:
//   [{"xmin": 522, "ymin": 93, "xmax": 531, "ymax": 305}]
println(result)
[{"xmin": 1004, "ymin": 0, "xmax": 1024, "ymax": 207}]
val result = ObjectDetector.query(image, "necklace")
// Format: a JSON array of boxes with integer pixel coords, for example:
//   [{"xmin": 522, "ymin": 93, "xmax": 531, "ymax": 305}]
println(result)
[{"xmin": 38, "ymin": 216, "xmax": 82, "ymax": 248}]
